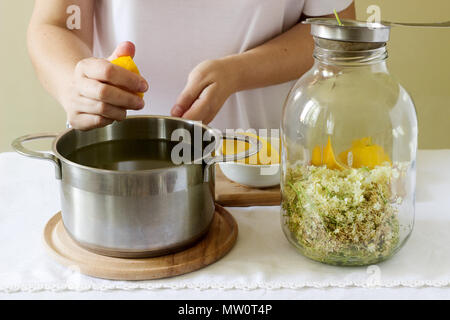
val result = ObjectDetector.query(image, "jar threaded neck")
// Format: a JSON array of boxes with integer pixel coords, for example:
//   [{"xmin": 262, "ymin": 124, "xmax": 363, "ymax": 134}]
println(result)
[{"xmin": 313, "ymin": 38, "xmax": 388, "ymax": 66}]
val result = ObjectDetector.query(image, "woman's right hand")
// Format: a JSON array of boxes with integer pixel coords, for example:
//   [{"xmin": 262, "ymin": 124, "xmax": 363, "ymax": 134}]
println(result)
[{"xmin": 63, "ymin": 42, "xmax": 148, "ymax": 130}]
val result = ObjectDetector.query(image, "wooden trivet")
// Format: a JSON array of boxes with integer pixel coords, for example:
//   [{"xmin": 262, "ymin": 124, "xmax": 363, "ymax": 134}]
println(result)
[{"xmin": 43, "ymin": 204, "xmax": 238, "ymax": 280}]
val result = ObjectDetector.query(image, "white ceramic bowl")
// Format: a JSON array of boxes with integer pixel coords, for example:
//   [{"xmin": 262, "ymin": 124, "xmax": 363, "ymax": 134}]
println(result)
[{"xmin": 219, "ymin": 137, "xmax": 280, "ymax": 188}]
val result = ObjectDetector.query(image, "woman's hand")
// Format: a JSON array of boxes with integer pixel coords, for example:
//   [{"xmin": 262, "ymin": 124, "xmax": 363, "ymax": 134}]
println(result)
[
  {"xmin": 63, "ymin": 42, "xmax": 148, "ymax": 130},
  {"xmin": 171, "ymin": 59, "xmax": 238, "ymax": 124}
]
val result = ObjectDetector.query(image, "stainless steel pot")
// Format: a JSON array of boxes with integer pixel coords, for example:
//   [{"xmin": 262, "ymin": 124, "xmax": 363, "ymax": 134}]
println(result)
[{"xmin": 12, "ymin": 116, "xmax": 259, "ymax": 258}]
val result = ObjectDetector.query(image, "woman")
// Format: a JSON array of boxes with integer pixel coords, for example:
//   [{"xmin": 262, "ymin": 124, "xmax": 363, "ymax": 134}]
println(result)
[{"xmin": 28, "ymin": 0, "xmax": 354, "ymax": 130}]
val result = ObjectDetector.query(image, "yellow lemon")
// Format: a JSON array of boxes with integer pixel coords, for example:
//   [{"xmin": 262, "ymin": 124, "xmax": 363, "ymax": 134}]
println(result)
[
  {"xmin": 110, "ymin": 56, "xmax": 144, "ymax": 98},
  {"xmin": 338, "ymin": 137, "xmax": 391, "ymax": 169}
]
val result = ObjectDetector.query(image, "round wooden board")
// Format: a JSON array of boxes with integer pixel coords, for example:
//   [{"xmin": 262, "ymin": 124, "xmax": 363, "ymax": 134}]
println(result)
[{"xmin": 43, "ymin": 204, "xmax": 238, "ymax": 281}]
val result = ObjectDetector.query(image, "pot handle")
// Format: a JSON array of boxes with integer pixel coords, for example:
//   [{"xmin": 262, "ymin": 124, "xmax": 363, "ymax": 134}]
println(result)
[
  {"xmin": 206, "ymin": 133, "xmax": 262, "ymax": 164},
  {"xmin": 11, "ymin": 133, "xmax": 62, "ymax": 179}
]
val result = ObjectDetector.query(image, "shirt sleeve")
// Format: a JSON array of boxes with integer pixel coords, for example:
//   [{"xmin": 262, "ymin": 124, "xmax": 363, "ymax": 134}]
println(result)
[{"xmin": 302, "ymin": 0, "xmax": 353, "ymax": 17}]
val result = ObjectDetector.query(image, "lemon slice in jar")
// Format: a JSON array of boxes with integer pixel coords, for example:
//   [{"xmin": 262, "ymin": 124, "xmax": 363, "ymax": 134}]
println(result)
[
  {"xmin": 311, "ymin": 136, "xmax": 347, "ymax": 170},
  {"xmin": 323, "ymin": 137, "xmax": 347, "ymax": 170}
]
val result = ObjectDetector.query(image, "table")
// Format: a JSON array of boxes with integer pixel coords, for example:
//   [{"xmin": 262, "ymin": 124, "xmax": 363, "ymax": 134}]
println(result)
[{"xmin": 1, "ymin": 150, "xmax": 449, "ymax": 300}]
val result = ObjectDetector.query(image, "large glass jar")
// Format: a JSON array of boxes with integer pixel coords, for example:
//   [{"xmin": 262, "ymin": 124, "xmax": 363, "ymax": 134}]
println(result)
[{"xmin": 281, "ymin": 19, "xmax": 418, "ymax": 266}]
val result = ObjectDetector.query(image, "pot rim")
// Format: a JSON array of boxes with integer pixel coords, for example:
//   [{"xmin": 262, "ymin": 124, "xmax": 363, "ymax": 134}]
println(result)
[{"xmin": 52, "ymin": 115, "xmax": 219, "ymax": 175}]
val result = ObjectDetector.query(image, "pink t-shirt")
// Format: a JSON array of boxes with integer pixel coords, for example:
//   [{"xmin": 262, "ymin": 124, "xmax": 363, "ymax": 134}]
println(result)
[{"xmin": 93, "ymin": 0, "xmax": 353, "ymax": 130}]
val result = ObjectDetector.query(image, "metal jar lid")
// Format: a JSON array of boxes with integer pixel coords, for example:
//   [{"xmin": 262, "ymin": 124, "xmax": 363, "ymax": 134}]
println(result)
[{"xmin": 303, "ymin": 18, "xmax": 391, "ymax": 43}]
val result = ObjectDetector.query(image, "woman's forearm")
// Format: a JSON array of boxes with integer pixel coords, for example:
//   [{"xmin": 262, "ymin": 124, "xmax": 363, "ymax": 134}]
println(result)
[
  {"xmin": 27, "ymin": 23, "xmax": 92, "ymax": 105},
  {"xmin": 170, "ymin": 21, "xmax": 316, "ymax": 122},
  {"xmin": 224, "ymin": 22, "xmax": 315, "ymax": 93},
  {"xmin": 28, "ymin": 0, "xmax": 147, "ymax": 130},
  {"xmin": 27, "ymin": 0, "xmax": 94, "ymax": 105},
  {"xmin": 170, "ymin": 4, "xmax": 355, "ymax": 123},
  {"xmin": 225, "ymin": 4, "xmax": 356, "ymax": 93}
]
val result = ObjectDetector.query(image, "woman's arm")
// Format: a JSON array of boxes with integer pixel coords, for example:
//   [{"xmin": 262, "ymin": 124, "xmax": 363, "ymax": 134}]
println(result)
[
  {"xmin": 28, "ymin": 0, "xmax": 148, "ymax": 129},
  {"xmin": 226, "ymin": 3, "xmax": 356, "ymax": 91},
  {"xmin": 172, "ymin": 3, "xmax": 355, "ymax": 123}
]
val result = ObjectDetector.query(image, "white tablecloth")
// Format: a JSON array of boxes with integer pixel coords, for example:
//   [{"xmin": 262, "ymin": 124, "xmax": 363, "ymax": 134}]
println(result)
[{"xmin": 0, "ymin": 151, "xmax": 449, "ymax": 299}]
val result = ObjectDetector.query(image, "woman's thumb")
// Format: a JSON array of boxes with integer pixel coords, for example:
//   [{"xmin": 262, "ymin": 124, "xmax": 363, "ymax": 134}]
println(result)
[{"xmin": 107, "ymin": 41, "xmax": 136, "ymax": 61}]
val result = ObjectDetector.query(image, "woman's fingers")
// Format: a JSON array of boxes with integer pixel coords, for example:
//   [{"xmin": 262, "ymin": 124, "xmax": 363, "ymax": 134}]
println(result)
[
  {"xmin": 78, "ymin": 77, "xmax": 145, "ymax": 110},
  {"xmin": 76, "ymin": 57, "xmax": 148, "ymax": 95},
  {"xmin": 172, "ymin": 59, "xmax": 233, "ymax": 121},
  {"xmin": 76, "ymin": 96, "xmax": 127, "ymax": 121},
  {"xmin": 66, "ymin": 45, "xmax": 148, "ymax": 131},
  {"xmin": 69, "ymin": 113, "xmax": 115, "ymax": 131},
  {"xmin": 66, "ymin": 95, "xmax": 126, "ymax": 130},
  {"xmin": 171, "ymin": 71, "xmax": 211, "ymax": 117},
  {"xmin": 107, "ymin": 41, "xmax": 136, "ymax": 61},
  {"xmin": 181, "ymin": 83, "xmax": 218, "ymax": 124}
]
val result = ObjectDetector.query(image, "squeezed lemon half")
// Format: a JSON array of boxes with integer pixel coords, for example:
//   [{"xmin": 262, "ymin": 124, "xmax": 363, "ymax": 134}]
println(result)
[{"xmin": 110, "ymin": 56, "xmax": 144, "ymax": 98}]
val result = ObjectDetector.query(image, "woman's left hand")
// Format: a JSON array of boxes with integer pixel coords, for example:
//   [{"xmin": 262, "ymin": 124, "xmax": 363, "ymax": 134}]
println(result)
[{"xmin": 170, "ymin": 59, "xmax": 238, "ymax": 124}]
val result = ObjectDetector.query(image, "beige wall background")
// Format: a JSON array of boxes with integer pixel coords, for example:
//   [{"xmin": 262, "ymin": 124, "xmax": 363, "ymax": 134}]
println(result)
[
  {"xmin": 355, "ymin": 0, "xmax": 450, "ymax": 149},
  {"xmin": 0, "ymin": 1, "xmax": 66, "ymax": 152},
  {"xmin": 0, "ymin": 0, "xmax": 449, "ymax": 152}
]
